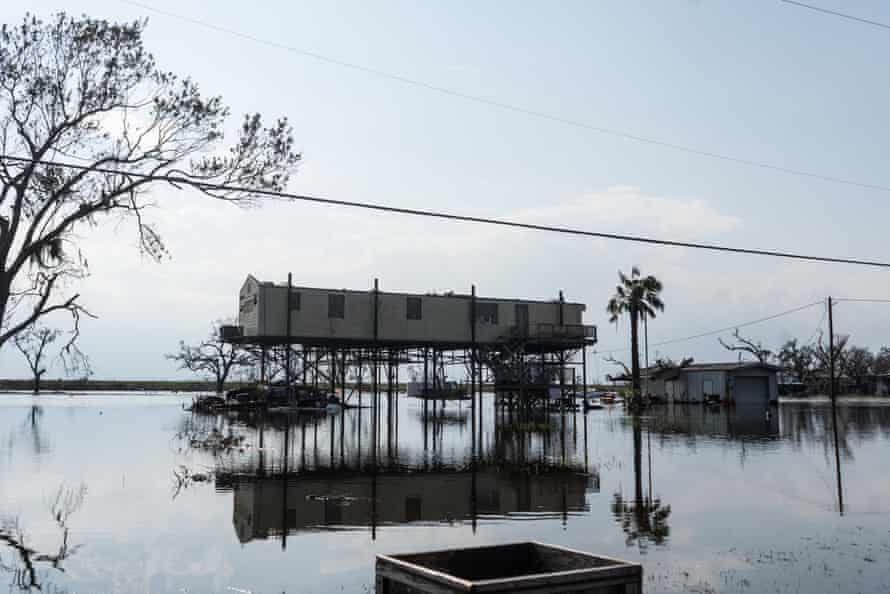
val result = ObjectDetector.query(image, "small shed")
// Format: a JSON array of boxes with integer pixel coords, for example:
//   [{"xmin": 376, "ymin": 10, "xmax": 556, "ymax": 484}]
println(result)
[{"xmin": 645, "ymin": 362, "xmax": 779, "ymax": 406}]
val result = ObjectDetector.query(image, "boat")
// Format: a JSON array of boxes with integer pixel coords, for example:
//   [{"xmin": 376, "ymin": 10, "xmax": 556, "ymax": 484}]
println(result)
[
  {"xmin": 583, "ymin": 392, "xmax": 604, "ymax": 410},
  {"xmin": 599, "ymin": 392, "xmax": 623, "ymax": 404}
]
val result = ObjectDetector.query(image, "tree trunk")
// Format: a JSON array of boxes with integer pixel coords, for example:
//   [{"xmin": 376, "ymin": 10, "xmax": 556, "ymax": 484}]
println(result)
[
  {"xmin": 33, "ymin": 370, "xmax": 43, "ymax": 396},
  {"xmin": 0, "ymin": 273, "xmax": 11, "ymax": 351},
  {"xmin": 215, "ymin": 375, "xmax": 225, "ymax": 395},
  {"xmin": 629, "ymin": 304, "xmax": 641, "ymax": 409},
  {"xmin": 633, "ymin": 417, "xmax": 644, "ymax": 504}
]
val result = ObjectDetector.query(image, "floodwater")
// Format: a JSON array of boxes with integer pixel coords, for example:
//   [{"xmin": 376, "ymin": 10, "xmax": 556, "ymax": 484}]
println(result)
[{"xmin": 1, "ymin": 392, "xmax": 889, "ymax": 593}]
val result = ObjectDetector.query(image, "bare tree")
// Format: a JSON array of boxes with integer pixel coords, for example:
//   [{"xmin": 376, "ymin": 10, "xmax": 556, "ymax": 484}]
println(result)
[
  {"xmin": 12, "ymin": 322, "xmax": 91, "ymax": 394},
  {"xmin": 0, "ymin": 14, "xmax": 300, "ymax": 350},
  {"xmin": 874, "ymin": 346, "xmax": 890, "ymax": 376},
  {"xmin": 652, "ymin": 355, "xmax": 694, "ymax": 371},
  {"xmin": 841, "ymin": 346, "xmax": 873, "ymax": 393},
  {"xmin": 815, "ymin": 330, "xmax": 849, "ymax": 372},
  {"xmin": 167, "ymin": 322, "xmax": 255, "ymax": 394},
  {"xmin": 603, "ymin": 354, "xmax": 631, "ymax": 382},
  {"xmin": 718, "ymin": 328, "xmax": 771, "ymax": 363},
  {"xmin": 776, "ymin": 339, "xmax": 816, "ymax": 383},
  {"xmin": 12, "ymin": 325, "xmax": 58, "ymax": 394}
]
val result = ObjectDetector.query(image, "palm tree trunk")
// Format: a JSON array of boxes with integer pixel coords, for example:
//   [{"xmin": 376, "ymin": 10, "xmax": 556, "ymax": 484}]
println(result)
[
  {"xmin": 633, "ymin": 418, "xmax": 644, "ymax": 504},
  {"xmin": 630, "ymin": 304, "xmax": 641, "ymax": 408}
]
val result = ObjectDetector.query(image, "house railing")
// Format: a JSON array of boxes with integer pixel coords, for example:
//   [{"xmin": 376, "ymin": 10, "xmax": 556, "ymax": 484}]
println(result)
[{"xmin": 530, "ymin": 323, "xmax": 597, "ymax": 341}]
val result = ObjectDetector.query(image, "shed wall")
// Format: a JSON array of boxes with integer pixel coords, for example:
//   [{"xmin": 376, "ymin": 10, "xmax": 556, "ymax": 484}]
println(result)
[
  {"xmin": 728, "ymin": 369, "xmax": 778, "ymax": 403},
  {"xmin": 684, "ymin": 371, "xmax": 728, "ymax": 402}
]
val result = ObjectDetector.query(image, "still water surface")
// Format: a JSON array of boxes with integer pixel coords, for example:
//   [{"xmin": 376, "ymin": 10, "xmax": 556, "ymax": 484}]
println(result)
[{"xmin": 1, "ymin": 393, "xmax": 889, "ymax": 593}]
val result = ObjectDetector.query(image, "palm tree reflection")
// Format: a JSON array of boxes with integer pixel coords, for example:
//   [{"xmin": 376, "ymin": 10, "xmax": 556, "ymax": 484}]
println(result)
[{"xmin": 611, "ymin": 419, "xmax": 671, "ymax": 551}]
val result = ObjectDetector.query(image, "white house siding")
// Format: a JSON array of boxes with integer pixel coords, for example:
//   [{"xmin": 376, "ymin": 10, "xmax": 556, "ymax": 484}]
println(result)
[
  {"xmin": 378, "ymin": 293, "xmax": 470, "ymax": 344},
  {"xmin": 237, "ymin": 278, "xmax": 586, "ymax": 345},
  {"xmin": 238, "ymin": 277, "xmax": 260, "ymax": 335}
]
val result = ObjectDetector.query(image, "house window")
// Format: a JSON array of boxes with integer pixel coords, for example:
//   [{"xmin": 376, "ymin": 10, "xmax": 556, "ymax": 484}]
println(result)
[
  {"xmin": 328, "ymin": 294, "xmax": 345, "ymax": 319},
  {"xmin": 477, "ymin": 302, "xmax": 499, "ymax": 325},
  {"xmin": 289, "ymin": 291, "xmax": 301, "ymax": 311},
  {"xmin": 407, "ymin": 296, "xmax": 422, "ymax": 320}
]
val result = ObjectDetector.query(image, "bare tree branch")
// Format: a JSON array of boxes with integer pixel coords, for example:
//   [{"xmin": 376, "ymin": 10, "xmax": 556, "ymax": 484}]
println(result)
[
  {"xmin": 166, "ymin": 321, "xmax": 255, "ymax": 393},
  {"xmin": 0, "ymin": 13, "xmax": 301, "ymax": 350},
  {"xmin": 718, "ymin": 328, "xmax": 771, "ymax": 363}
]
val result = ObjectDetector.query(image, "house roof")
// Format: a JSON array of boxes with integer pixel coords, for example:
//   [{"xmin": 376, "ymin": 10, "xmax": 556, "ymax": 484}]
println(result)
[
  {"xmin": 245, "ymin": 275, "xmax": 587, "ymax": 308},
  {"xmin": 645, "ymin": 361, "xmax": 780, "ymax": 379}
]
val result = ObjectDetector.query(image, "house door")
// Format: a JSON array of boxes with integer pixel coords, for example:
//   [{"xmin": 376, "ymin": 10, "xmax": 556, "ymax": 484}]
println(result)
[
  {"xmin": 515, "ymin": 304, "xmax": 529, "ymax": 335},
  {"xmin": 734, "ymin": 376, "xmax": 770, "ymax": 408}
]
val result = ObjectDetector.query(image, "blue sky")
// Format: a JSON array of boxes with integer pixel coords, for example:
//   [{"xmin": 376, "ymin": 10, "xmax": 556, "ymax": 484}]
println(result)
[{"xmin": 2, "ymin": 0, "xmax": 890, "ymax": 380}]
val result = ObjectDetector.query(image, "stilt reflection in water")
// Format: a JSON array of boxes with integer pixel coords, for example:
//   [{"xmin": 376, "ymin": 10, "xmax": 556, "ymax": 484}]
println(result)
[{"xmin": 200, "ymin": 396, "xmax": 598, "ymax": 546}]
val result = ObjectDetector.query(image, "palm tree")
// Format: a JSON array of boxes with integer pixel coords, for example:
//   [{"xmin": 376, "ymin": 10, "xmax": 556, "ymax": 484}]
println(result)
[{"xmin": 606, "ymin": 267, "xmax": 664, "ymax": 408}]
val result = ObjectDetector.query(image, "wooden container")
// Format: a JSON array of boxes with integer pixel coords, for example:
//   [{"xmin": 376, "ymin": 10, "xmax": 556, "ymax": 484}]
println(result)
[{"xmin": 376, "ymin": 541, "xmax": 642, "ymax": 593}]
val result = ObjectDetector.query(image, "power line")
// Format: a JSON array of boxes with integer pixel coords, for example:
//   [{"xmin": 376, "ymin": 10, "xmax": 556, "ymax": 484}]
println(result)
[
  {"xmin": 118, "ymin": 0, "xmax": 890, "ymax": 194},
  {"xmin": 834, "ymin": 298, "xmax": 890, "ymax": 304},
  {"xmin": 5, "ymin": 154, "xmax": 890, "ymax": 269},
  {"xmin": 805, "ymin": 301, "xmax": 828, "ymax": 345},
  {"xmin": 595, "ymin": 300, "xmax": 825, "ymax": 355},
  {"xmin": 780, "ymin": 1, "xmax": 890, "ymax": 31}
]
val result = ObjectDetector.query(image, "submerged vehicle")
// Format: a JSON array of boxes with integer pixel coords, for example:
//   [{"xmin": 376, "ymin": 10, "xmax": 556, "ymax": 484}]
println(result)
[
  {"xmin": 599, "ymin": 392, "xmax": 623, "ymax": 404},
  {"xmin": 582, "ymin": 391, "xmax": 605, "ymax": 410}
]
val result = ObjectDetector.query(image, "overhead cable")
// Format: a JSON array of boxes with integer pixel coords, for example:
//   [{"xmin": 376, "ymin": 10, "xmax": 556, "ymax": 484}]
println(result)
[
  {"xmin": 116, "ymin": 0, "xmax": 890, "ymax": 194},
  {"xmin": 780, "ymin": 0, "xmax": 890, "ymax": 30},
  {"xmin": 4, "ymin": 154, "xmax": 890, "ymax": 269},
  {"xmin": 595, "ymin": 300, "xmax": 825, "ymax": 355}
]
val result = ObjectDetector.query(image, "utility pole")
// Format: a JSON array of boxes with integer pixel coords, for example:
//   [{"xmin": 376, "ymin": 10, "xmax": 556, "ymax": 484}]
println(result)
[
  {"xmin": 285, "ymin": 272, "xmax": 292, "ymax": 398},
  {"xmin": 828, "ymin": 296, "xmax": 844, "ymax": 514}
]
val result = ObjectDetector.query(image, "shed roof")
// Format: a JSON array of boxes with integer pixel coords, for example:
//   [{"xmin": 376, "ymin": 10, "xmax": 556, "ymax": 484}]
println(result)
[
  {"xmin": 677, "ymin": 362, "xmax": 780, "ymax": 373},
  {"xmin": 645, "ymin": 361, "xmax": 780, "ymax": 380}
]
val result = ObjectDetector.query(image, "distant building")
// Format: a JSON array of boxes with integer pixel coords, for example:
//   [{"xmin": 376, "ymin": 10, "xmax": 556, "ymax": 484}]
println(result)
[
  {"xmin": 234, "ymin": 275, "xmax": 595, "ymax": 348},
  {"xmin": 644, "ymin": 362, "xmax": 779, "ymax": 406}
]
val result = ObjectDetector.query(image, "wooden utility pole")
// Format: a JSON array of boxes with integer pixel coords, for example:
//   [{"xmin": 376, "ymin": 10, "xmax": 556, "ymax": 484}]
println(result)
[
  {"xmin": 470, "ymin": 285, "xmax": 477, "ymax": 457},
  {"xmin": 285, "ymin": 272, "xmax": 293, "ymax": 398},
  {"xmin": 828, "ymin": 296, "xmax": 844, "ymax": 514},
  {"xmin": 372, "ymin": 278, "xmax": 379, "ymax": 463}
]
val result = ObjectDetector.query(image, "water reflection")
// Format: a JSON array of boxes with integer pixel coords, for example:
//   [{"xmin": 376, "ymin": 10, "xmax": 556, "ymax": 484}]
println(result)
[
  {"xmin": 610, "ymin": 416, "xmax": 672, "ymax": 552},
  {"xmin": 0, "ymin": 484, "xmax": 85, "ymax": 592},
  {"xmin": 646, "ymin": 403, "xmax": 780, "ymax": 442},
  {"xmin": 223, "ymin": 465, "xmax": 594, "ymax": 543},
  {"xmin": 5, "ymin": 394, "xmax": 890, "ymax": 594},
  {"xmin": 4, "ymin": 405, "xmax": 51, "ymax": 457},
  {"xmin": 184, "ymin": 400, "xmax": 600, "ymax": 545}
]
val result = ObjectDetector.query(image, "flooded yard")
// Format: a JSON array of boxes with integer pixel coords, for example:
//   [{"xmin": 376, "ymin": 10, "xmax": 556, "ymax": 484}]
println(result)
[{"xmin": 2, "ymin": 393, "xmax": 889, "ymax": 593}]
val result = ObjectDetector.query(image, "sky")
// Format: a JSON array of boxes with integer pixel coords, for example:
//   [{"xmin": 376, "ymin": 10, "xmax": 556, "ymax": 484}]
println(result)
[{"xmin": 2, "ymin": 0, "xmax": 890, "ymax": 381}]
